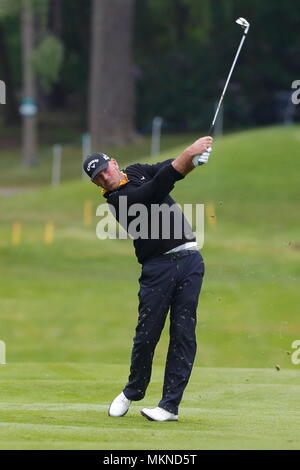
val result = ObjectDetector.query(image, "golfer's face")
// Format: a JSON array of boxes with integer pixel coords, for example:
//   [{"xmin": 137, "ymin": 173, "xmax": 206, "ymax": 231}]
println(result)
[{"xmin": 93, "ymin": 160, "xmax": 121, "ymax": 190}]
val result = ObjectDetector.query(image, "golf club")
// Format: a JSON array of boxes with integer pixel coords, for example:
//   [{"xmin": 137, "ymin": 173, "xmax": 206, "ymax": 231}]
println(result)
[
  {"xmin": 209, "ymin": 17, "xmax": 250, "ymax": 135},
  {"xmin": 194, "ymin": 17, "xmax": 250, "ymax": 164}
]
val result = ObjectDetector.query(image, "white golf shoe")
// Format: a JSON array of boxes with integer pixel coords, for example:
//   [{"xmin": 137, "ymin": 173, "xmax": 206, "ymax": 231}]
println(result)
[
  {"xmin": 140, "ymin": 406, "xmax": 178, "ymax": 422},
  {"xmin": 108, "ymin": 392, "xmax": 131, "ymax": 417}
]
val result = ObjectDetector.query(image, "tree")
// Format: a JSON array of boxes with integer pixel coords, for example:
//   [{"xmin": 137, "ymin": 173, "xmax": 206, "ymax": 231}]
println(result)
[
  {"xmin": 50, "ymin": 0, "xmax": 62, "ymax": 38},
  {"xmin": 88, "ymin": 0, "xmax": 136, "ymax": 150},
  {"xmin": 0, "ymin": 0, "xmax": 63, "ymax": 165},
  {"xmin": 21, "ymin": 0, "xmax": 37, "ymax": 167}
]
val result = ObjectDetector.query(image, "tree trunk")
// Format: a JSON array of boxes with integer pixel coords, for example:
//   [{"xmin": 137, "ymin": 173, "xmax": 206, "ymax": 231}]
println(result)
[
  {"xmin": 34, "ymin": 1, "xmax": 49, "ymax": 113},
  {"xmin": 50, "ymin": 0, "xmax": 62, "ymax": 38},
  {"xmin": 88, "ymin": 0, "xmax": 136, "ymax": 150},
  {"xmin": 21, "ymin": 0, "xmax": 37, "ymax": 167},
  {"xmin": 48, "ymin": 0, "xmax": 64, "ymax": 109}
]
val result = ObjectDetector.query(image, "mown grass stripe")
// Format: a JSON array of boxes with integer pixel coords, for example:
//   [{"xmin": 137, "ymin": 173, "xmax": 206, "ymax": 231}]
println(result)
[{"xmin": 0, "ymin": 402, "xmax": 298, "ymax": 419}]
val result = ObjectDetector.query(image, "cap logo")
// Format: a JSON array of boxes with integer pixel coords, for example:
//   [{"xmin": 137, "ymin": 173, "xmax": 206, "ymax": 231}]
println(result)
[{"xmin": 87, "ymin": 159, "xmax": 99, "ymax": 172}]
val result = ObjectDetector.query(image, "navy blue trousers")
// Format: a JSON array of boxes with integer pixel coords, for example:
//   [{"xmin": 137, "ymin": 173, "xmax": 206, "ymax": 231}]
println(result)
[{"xmin": 123, "ymin": 250, "xmax": 205, "ymax": 414}]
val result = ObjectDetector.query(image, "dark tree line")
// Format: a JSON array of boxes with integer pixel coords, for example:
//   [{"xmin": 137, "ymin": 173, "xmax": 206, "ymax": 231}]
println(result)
[{"xmin": 0, "ymin": 0, "xmax": 300, "ymax": 158}]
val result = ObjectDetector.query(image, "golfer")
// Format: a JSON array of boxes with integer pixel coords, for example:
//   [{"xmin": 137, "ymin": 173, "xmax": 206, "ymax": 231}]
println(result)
[{"xmin": 83, "ymin": 135, "xmax": 213, "ymax": 421}]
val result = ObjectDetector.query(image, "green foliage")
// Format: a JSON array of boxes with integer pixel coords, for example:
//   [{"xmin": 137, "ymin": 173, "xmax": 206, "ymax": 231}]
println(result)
[
  {"xmin": 1, "ymin": 0, "xmax": 300, "ymax": 130},
  {"xmin": 32, "ymin": 0, "xmax": 49, "ymax": 37},
  {"xmin": 135, "ymin": 0, "xmax": 300, "ymax": 130},
  {"xmin": 0, "ymin": 0, "xmax": 20, "ymax": 17},
  {"xmin": 32, "ymin": 0, "xmax": 48, "ymax": 14},
  {"xmin": 0, "ymin": 0, "xmax": 48, "ymax": 18},
  {"xmin": 31, "ymin": 35, "xmax": 64, "ymax": 92}
]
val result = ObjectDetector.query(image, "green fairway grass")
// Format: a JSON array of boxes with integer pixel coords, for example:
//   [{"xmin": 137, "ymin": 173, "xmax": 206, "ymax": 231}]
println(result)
[
  {"xmin": 0, "ymin": 363, "xmax": 299, "ymax": 450},
  {"xmin": 0, "ymin": 125, "xmax": 299, "ymax": 449}
]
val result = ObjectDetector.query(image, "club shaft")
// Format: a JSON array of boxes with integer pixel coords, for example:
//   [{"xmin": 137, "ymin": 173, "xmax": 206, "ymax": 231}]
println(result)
[
  {"xmin": 194, "ymin": 22, "xmax": 249, "ymax": 163},
  {"xmin": 210, "ymin": 31, "xmax": 248, "ymax": 131}
]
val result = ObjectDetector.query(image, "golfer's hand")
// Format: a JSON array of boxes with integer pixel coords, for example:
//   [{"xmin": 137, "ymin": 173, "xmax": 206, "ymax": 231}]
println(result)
[
  {"xmin": 188, "ymin": 136, "xmax": 213, "ymax": 167},
  {"xmin": 188, "ymin": 136, "xmax": 213, "ymax": 157},
  {"xmin": 172, "ymin": 135, "xmax": 213, "ymax": 176}
]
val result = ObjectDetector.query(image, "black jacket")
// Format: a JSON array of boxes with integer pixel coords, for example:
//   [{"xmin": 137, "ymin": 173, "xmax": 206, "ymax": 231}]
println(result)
[{"xmin": 103, "ymin": 159, "xmax": 196, "ymax": 264}]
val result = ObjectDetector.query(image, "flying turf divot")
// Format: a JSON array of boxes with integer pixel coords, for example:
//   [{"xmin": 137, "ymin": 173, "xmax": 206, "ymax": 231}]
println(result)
[{"xmin": 0, "ymin": 341, "xmax": 6, "ymax": 364}]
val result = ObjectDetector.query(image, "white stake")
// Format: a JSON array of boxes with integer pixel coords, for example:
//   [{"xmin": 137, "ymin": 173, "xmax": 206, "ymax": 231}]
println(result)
[
  {"xmin": 52, "ymin": 144, "xmax": 62, "ymax": 187},
  {"xmin": 151, "ymin": 117, "xmax": 163, "ymax": 156}
]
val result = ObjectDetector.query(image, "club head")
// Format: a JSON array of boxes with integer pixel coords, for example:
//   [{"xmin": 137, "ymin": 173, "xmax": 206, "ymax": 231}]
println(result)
[{"xmin": 236, "ymin": 17, "xmax": 250, "ymax": 33}]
